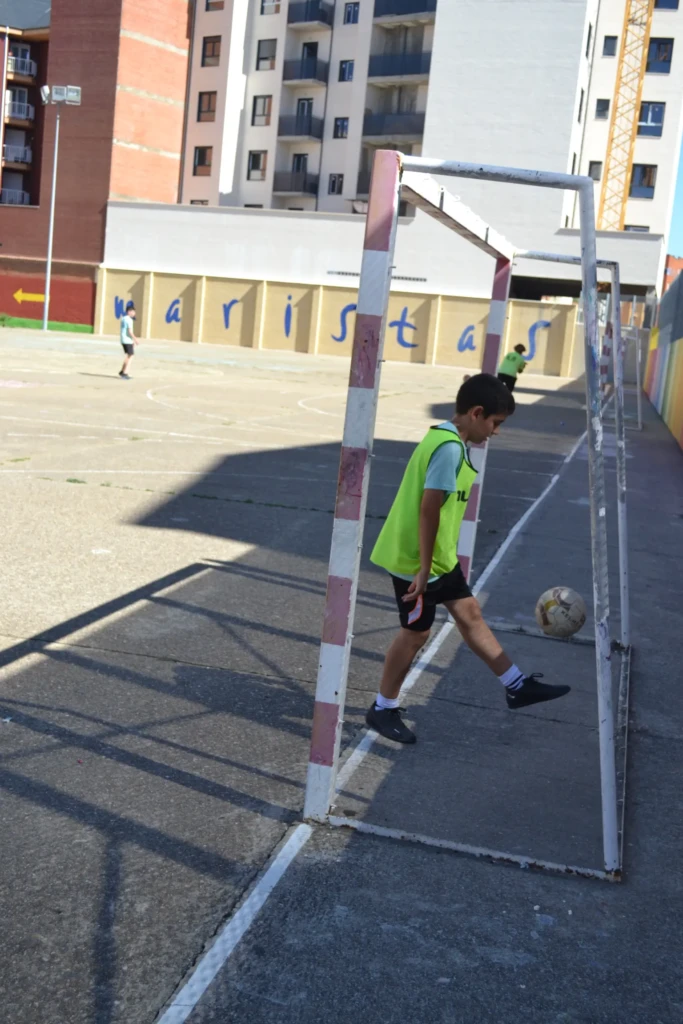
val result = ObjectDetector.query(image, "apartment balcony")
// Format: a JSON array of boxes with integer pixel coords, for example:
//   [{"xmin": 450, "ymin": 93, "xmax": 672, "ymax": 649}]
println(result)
[
  {"xmin": 273, "ymin": 171, "xmax": 319, "ymax": 195},
  {"xmin": 0, "ymin": 188, "xmax": 31, "ymax": 205},
  {"xmin": 287, "ymin": 0, "xmax": 334, "ymax": 28},
  {"xmin": 278, "ymin": 114, "xmax": 324, "ymax": 140},
  {"xmin": 373, "ymin": 0, "xmax": 437, "ymax": 24},
  {"xmin": 362, "ymin": 111, "xmax": 425, "ymax": 141},
  {"xmin": 2, "ymin": 144, "xmax": 32, "ymax": 165},
  {"xmin": 282, "ymin": 58, "xmax": 329, "ymax": 84},
  {"xmin": 7, "ymin": 56, "xmax": 38, "ymax": 78},
  {"xmin": 367, "ymin": 51, "xmax": 432, "ymax": 83},
  {"xmin": 5, "ymin": 101, "xmax": 35, "ymax": 123}
]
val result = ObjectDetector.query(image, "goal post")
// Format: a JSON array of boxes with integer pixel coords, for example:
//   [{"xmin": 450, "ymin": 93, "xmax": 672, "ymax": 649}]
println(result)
[{"xmin": 303, "ymin": 151, "xmax": 624, "ymax": 878}]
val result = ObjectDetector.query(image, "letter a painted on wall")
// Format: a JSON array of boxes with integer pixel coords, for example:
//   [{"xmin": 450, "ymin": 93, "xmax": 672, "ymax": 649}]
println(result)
[
  {"xmin": 332, "ymin": 303, "xmax": 357, "ymax": 343},
  {"xmin": 114, "ymin": 296, "xmax": 126, "ymax": 320},
  {"xmin": 223, "ymin": 299, "xmax": 239, "ymax": 329},
  {"xmin": 457, "ymin": 325, "xmax": 476, "ymax": 352},
  {"xmin": 166, "ymin": 299, "xmax": 181, "ymax": 324},
  {"xmin": 389, "ymin": 306, "xmax": 418, "ymax": 349},
  {"xmin": 526, "ymin": 320, "xmax": 551, "ymax": 361}
]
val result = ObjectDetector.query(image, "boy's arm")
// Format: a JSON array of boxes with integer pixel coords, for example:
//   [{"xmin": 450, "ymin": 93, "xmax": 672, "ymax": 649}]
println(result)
[
  {"xmin": 129, "ymin": 323, "xmax": 138, "ymax": 344},
  {"xmin": 402, "ymin": 489, "xmax": 442, "ymax": 603}
]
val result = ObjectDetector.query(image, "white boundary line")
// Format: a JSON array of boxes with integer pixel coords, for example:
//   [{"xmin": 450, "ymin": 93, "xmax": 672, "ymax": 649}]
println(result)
[{"xmin": 156, "ymin": 423, "xmax": 590, "ymax": 1022}]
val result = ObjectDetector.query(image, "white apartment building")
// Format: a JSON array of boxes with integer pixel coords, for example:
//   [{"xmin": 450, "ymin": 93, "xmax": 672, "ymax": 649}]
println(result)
[{"xmin": 172, "ymin": 0, "xmax": 683, "ymax": 298}]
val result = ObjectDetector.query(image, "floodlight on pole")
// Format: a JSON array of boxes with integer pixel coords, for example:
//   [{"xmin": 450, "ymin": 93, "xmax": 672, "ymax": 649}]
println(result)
[{"xmin": 42, "ymin": 84, "xmax": 81, "ymax": 332}]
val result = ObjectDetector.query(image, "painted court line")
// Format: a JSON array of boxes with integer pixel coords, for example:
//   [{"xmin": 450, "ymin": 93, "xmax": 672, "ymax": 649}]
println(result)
[{"xmin": 156, "ymin": 425, "xmax": 589, "ymax": 1022}]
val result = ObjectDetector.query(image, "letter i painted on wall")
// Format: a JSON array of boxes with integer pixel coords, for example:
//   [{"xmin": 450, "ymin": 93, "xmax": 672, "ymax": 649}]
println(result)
[{"xmin": 284, "ymin": 295, "xmax": 293, "ymax": 338}]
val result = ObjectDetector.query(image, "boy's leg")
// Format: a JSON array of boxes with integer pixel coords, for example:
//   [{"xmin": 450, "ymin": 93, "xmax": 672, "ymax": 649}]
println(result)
[
  {"xmin": 119, "ymin": 348, "xmax": 133, "ymax": 376},
  {"xmin": 445, "ymin": 594, "xmax": 570, "ymax": 708},
  {"xmin": 378, "ymin": 627, "xmax": 431, "ymax": 701}
]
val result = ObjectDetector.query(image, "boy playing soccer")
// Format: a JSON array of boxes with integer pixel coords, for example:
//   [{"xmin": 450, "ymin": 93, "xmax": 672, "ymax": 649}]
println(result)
[
  {"xmin": 497, "ymin": 343, "xmax": 527, "ymax": 391},
  {"xmin": 119, "ymin": 301, "xmax": 138, "ymax": 380},
  {"xmin": 367, "ymin": 373, "xmax": 569, "ymax": 744}
]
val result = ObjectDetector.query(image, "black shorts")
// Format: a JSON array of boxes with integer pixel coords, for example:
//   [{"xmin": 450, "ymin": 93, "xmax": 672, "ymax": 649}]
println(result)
[
  {"xmin": 121, "ymin": 343, "xmax": 134, "ymax": 356},
  {"xmin": 497, "ymin": 372, "xmax": 516, "ymax": 391},
  {"xmin": 391, "ymin": 564, "xmax": 472, "ymax": 632}
]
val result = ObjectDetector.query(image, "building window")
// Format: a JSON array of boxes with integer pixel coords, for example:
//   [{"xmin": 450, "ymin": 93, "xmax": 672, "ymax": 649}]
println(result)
[
  {"xmin": 638, "ymin": 101, "xmax": 665, "ymax": 136},
  {"xmin": 245, "ymin": 203, "xmax": 264, "ymax": 208},
  {"xmin": 329, "ymin": 173, "xmax": 344, "ymax": 195},
  {"xmin": 588, "ymin": 161, "xmax": 603, "ymax": 181},
  {"xmin": 624, "ymin": 225, "xmax": 650, "ymax": 232},
  {"xmin": 571, "ymin": 152, "xmax": 577, "ymax": 175},
  {"xmin": 202, "ymin": 36, "xmax": 221, "ymax": 66},
  {"xmin": 344, "ymin": 2, "xmax": 360, "ymax": 22},
  {"xmin": 260, "ymin": 0, "xmax": 281, "ymax": 11},
  {"xmin": 197, "ymin": 91, "xmax": 217, "ymax": 122},
  {"xmin": 603, "ymin": 35, "xmax": 618, "ymax": 57},
  {"xmin": 333, "ymin": 117, "xmax": 349, "ymax": 138},
  {"xmin": 654, "ymin": 0, "xmax": 678, "ymax": 9},
  {"xmin": 193, "ymin": 146, "xmax": 213, "ymax": 176},
  {"xmin": 596, "ymin": 98, "xmax": 610, "ymax": 119},
  {"xmin": 257, "ymin": 39, "xmax": 277, "ymax": 70},
  {"xmin": 578, "ymin": 88, "xmax": 585, "ymax": 122},
  {"xmin": 647, "ymin": 38, "xmax": 674, "ymax": 73},
  {"xmin": 206, "ymin": 0, "xmax": 224, "ymax": 9},
  {"xmin": 586, "ymin": 23, "xmax": 593, "ymax": 58},
  {"xmin": 191, "ymin": 199, "xmax": 209, "ymax": 205},
  {"xmin": 339, "ymin": 59, "xmax": 354, "ymax": 81},
  {"xmin": 252, "ymin": 94, "xmax": 272, "ymax": 126},
  {"xmin": 630, "ymin": 164, "xmax": 657, "ymax": 199},
  {"xmin": 247, "ymin": 150, "xmax": 267, "ymax": 181}
]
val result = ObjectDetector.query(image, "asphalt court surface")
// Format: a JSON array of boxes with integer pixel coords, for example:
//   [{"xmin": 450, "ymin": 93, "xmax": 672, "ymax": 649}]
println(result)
[{"xmin": 0, "ymin": 330, "xmax": 634, "ymax": 1024}]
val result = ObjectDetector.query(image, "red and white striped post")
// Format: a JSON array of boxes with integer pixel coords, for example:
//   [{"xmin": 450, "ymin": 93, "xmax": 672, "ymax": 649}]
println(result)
[
  {"xmin": 304, "ymin": 151, "xmax": 402, "ymax": 822},
  {"xmin": 456, "ymin": 256, "xmax": 512, "ymax": 581}
]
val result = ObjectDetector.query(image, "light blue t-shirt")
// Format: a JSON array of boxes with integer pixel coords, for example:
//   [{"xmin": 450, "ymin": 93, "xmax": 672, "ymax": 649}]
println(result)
[
  {"xmin": 120, "ymin": 314, "xmax": 134, "ymax": 344},
  {"xmin": 394, "ymin": 422, "xmax": 466, "ymax": 582}
]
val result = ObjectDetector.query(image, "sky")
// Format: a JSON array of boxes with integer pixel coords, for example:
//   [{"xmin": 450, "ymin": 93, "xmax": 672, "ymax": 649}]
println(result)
[{"xmin": 668, "ymin": 139, "xmax": 683, "ymax": 257}]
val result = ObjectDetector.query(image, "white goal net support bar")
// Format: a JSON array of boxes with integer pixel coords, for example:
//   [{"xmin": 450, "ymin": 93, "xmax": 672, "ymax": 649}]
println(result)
[{"xmin": 303, "ymin": 152, "xmax": 628, "ymax": 879}]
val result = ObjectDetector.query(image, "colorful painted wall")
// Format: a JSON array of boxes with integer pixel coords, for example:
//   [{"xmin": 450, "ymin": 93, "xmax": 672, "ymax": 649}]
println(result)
[
  {"xmin": 95, "ymin": 269, "xmax": 579, "ymax": 375},
  {"xmin": 645, "ymin": 270, "xmax": 683, "ymax": 447}
]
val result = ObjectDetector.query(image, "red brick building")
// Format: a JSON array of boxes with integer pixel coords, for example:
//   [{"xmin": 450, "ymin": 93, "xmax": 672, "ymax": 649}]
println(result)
[
  {"xmin": 662, "ymin": 254, "xmax": 683, "ymax": 296},
  {"xmin": 0, "ymin": 0, "xmax": 191, "ymax": 327}
]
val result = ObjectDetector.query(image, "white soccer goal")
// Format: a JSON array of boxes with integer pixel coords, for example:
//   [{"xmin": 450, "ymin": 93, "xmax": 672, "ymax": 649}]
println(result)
[{"xmin": 303, "ymin": 151, "xmax": 631, "ymax": 881}]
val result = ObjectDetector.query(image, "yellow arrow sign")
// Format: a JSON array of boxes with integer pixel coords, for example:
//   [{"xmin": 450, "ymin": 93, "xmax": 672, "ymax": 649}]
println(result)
[{"xmin": 14, "ymin": 288, "xmax": 45, "ymax": 305}]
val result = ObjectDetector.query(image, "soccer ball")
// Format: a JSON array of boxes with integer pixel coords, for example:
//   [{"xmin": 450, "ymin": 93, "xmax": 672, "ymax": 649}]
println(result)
[{"xmin": 535, "ymin": 586, "xmax": 587, "ymax": 638}]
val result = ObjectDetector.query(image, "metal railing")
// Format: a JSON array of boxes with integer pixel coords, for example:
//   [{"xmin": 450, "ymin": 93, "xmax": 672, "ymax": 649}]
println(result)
[
  {"xmin": 3, "ymin": 144, "xmax": 32, "ymax": 163},
  {"xmin": 368, "ymin": 51, "xmax": 432, "ymax": 77},
  {"xmin": 278, "ymin": 115, "xmax": 324, "ymax": 138},
  {"xmin": 0, "ymin": 188, "xmax": 31, "ymax": 205},
  {"xmin": 288, "ymin": 0, "xmax": 334, "ymax": 26},
  {"xmin": 362, "ymin": 111, "xmax": 426, "ymax": 135},
  {"xmin": 282, "ymin": 58, "xmax": 329, "ymax": 83},
  {"xmin": 5, "ymin": 100, "xmax": 35, "ymax": 121},
  {"xmin": 374, "ymin": 0, "xmax": 437, "ymax": 17},
  {"xmin": 273, "ymin": 171, "xmax": 319, "ymax": 194},
  {"xmin": 8, "ymin": 56, "xmax": 37, "ymax": 76}
]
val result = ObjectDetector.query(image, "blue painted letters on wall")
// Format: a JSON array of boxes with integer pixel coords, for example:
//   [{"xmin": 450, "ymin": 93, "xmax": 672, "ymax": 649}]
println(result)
[
  {"xmin": 389, "ymin": 306, "xmax": 418, "ymax": 349},
  {"xmin": 332, "ymin": 303, "xmax": 357, "ymax": 343},
  {"xmin": 284, "ymin": 295, "xmax": 293, "ymax": 338},
  {"xmin": 223, "ymin": 299, "xmax": 239, "ymax": 329},
  {"xmin": 457, "ymin": 324, "xmax": 476, "ymax": 352},
  {"xmin": 526, "ymin": 320, "xmax": 551, "ymax": 361},
  {"xmin": 114, "ymin": 296, "xmax": 126, "ymax": 320},
  {"xmin": 165, "ymin": 299, "xmax": 181, "ymax": 324}
]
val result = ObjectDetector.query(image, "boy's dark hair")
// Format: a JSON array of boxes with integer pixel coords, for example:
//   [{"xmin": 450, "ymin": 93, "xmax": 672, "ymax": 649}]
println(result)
[
  {"xmin": 125, "ymin": 301, "xmax": 135, "ymax": 312},
  {"xmin": 455, "ymin": 373, "xmax": 515, "ymax": 416},
  {"xmin": 514, "ymin": 343, "xmax": 526, "ymax": 354}
]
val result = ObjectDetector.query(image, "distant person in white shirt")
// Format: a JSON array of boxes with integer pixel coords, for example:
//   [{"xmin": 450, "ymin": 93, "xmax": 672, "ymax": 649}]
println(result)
[{"xmin": 119, "ymin": 301, "xmax": 138, "ymax": 379}]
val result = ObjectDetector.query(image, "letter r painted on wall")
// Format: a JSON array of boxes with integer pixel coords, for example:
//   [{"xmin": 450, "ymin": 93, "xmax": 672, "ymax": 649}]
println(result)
[
  {"xmin": 223, "ymin": 299, "xmax": 239, "ymax": 329},
  {"xmin": 525, "ymin": 320, "xmax": 551, "ymax": 362},
  {"xmin": 165, "ymin": 299, "xmax": 181, "ymax": 324}
]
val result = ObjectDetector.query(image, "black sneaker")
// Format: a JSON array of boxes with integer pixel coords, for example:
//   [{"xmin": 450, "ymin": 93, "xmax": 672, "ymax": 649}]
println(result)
[
  {"xmin": 366, "ymin": 703, "xmax": 416, "ymax": 744},
  {"xmin": 119, "ymin": 372, "xmax": 131, "ymax": 379},
  {"xmin": 506, "ymin": 673, "xmax": 571, "ymax": 710}
]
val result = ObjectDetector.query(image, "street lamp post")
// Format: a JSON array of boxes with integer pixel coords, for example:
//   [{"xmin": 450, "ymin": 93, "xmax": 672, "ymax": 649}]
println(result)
[{"xmin": 40, "ymin": 84, "xmax": 81, "ymax": 332}]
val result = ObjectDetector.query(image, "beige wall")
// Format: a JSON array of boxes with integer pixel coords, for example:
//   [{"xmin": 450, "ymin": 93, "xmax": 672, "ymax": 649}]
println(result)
[{"xmin": 96, "ymin": 269, "xmax": 578, "ymax": 375}]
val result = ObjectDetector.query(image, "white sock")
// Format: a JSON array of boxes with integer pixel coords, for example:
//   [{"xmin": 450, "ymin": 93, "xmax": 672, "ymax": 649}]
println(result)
[
  {"xmin": 498, "ymin": 664, "xmax": 525, "ymax": 691},
  {"xmin": 375, "ymin": 693, "xmax": 400, "ymax": 710}
]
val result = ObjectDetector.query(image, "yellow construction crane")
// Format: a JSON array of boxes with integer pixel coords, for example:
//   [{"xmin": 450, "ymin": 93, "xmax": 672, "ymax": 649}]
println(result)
[{"xmin": 598, "ymin": 0, "xmax": 655, "ymax": 231}]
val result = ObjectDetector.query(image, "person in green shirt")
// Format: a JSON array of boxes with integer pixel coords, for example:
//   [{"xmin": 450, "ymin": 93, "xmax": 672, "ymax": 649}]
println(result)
[
  {"xmin": 497, "ymin": 343, "xmax": 527, "ymax": 391},
  {"xmin": 366, "ymin": 373, "xmax": 570, "ymax": 744}
]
